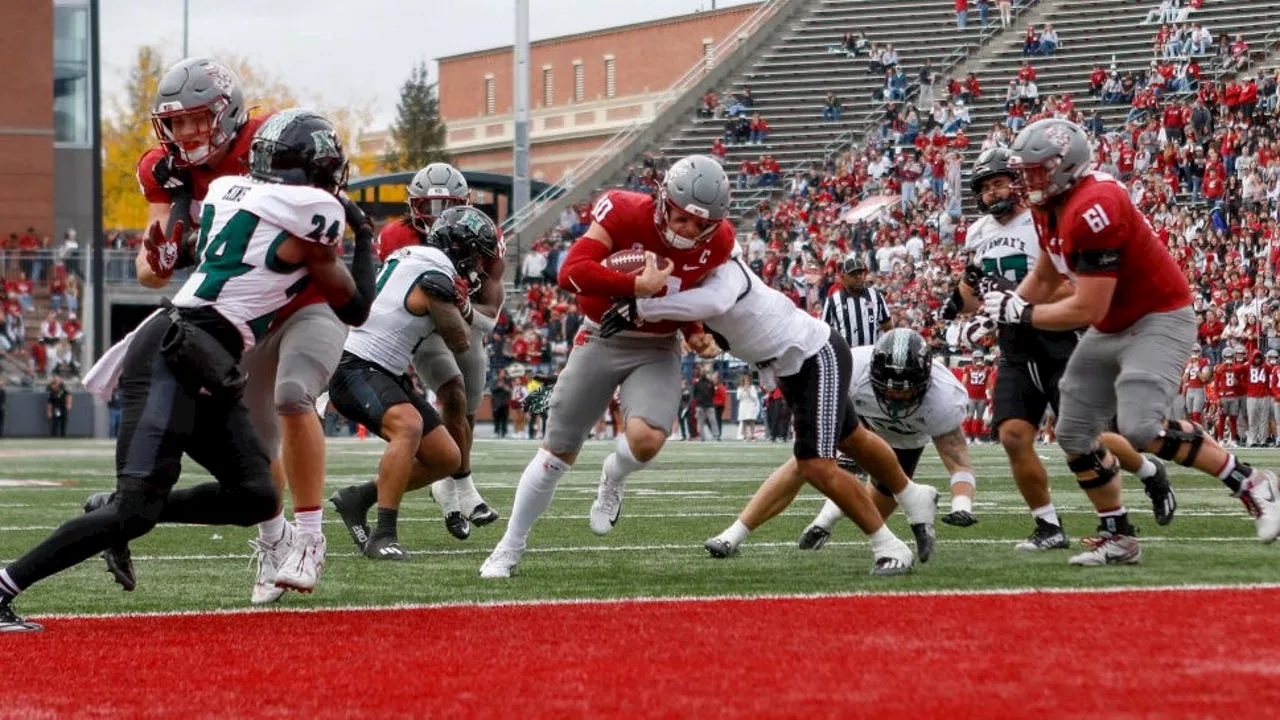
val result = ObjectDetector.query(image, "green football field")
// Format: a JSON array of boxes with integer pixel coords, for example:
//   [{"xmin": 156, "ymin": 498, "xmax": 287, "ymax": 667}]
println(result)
[{"xmin": 0, "ymin": 437, "xmax": 1275, "ymax": 617}]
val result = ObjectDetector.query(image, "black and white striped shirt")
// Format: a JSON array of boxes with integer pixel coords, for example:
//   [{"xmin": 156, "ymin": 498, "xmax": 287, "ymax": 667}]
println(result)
[{"xmin": 822, "ymin": 286, "xmax": 890, "ymax": 348}]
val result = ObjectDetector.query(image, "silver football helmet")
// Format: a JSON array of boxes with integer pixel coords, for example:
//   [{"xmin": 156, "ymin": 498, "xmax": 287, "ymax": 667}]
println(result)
[
  {"xmin": 408, "ymin": 163, "xmax": 469, "ymax": 232},
  {"xmin": 1007, "ymin": 118, "xmax": 1092, "ymax": 205},
  {"xmin": 151, "ymin": 57, "xmax": 248, "ymax": 166},
  {"xmin": 654, "ymin": 154, "xmax": 731, "ymax": 250}
]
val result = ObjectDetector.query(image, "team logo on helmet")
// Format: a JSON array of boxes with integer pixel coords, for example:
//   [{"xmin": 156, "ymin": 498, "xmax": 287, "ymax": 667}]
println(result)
[
  {"xmin": 204, "ymin": 63, "xmax": 237, "ymax": 94},
  {"xmin": 1045, "ymin": 124, "xmax": 1073, "ymax": 151},
  {"xmin": 311, "ymin": 130, "xmax": 340, "ymax": 159}
]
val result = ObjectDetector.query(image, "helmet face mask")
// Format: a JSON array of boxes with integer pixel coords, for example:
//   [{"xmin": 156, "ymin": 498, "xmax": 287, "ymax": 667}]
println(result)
[
  {"xmin": 970, "ymin": 148, "xmax": 1022, "ymax": 216},
  {"xmin": 426, "ymin": 206, "xmax": 500, "ymax": 285},
  {"xmin": 409, "ymin": 196, "xmax": 466, "ymax": 232},
  {"xmin": 870, "ymin": 329, "xmax": 932, "ymax": 420},
  {"xmin": 409, "ymin": 163, "xmax": 469, "ymax": 233}
]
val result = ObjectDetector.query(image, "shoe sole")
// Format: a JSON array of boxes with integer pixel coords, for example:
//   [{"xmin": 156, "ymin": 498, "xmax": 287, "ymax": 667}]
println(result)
[
  {"xmin": 941, "ymin": 512, "xmax": 978, "ymax": 527},
  {"xmin": 85, "ymin": 495, "xmax": 137, "ymax": 592},
  {"xmin": 703, "ymin": 539, "xmax": 735, "ymax": 559},
  {"xmin": 444, "ymin": 513, "xmax": 472, "ymax": 541},
  {"xmin": 1015, "ymin": 537, "xmax": 1071, "ymax": 551},
  {"xmin": 329, "ymin": 493, "xmax": 371, "ymax": 551}
]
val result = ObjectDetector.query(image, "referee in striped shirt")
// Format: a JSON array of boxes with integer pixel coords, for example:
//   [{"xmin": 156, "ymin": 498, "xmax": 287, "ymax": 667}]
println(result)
[{"xmin": 822, "ymin": 255, "xmax": 891, "ymax": 348}]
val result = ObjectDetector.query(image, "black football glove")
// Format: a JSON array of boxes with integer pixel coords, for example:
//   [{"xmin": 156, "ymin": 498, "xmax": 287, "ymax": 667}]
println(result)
[
  {"xmin": 962, "ymin": 263, "xmax": 985, "ymax": 290},
  {"xmin": 339, "ymin": 196, "xmax": 373, "ymax": 236},
  {"xmin": 942, "ymin": 285, "xmax": 965, "ymax": 321},
  {"xmin": 152, "ymin": 154, "xmax": 193, "ymax": 200},
  {"xmin": 598, "ymin": 297, "xmax": 640, "ymax": 338}
]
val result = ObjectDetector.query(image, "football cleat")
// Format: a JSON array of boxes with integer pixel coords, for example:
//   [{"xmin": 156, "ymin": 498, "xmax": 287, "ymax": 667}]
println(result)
[
  {"xmin": 274, "ymin": 530, "xmax": 326, "ymax": 594},
  {"xmin": 480, "ymin": 546, "xmax": 523, "ymax": 579},
  {"xmin": 900, "ymin": 483, "xmax": 939, "ymax": 562},
  {"xmin": 911, "ymin": 522, "xmax": 936, "ymax": 563},
  {"xmin": 1068, "ymin": 531, "xmax": 1141, "ymax": 566},
  {"xmin": 1140, "ymin": 458, "xmax": 1176, "ymax": 526},
  {"xmin": 84, "ymin": 492, "xmax": 136, "ymax": 592},
  {"xmin": 589, "ymin": 465, "xmax": 626, "ymax": 536},
  {"xmin": 941, "ymin": 510, "xmax": 978, "ymax": 527},
  {"xmin": 363, "ymin": 534, "xmax": 410, "ymax": 561},
  {"xmin": 444, "ymin": 511, "xmax": 472, "ymax": 541},
  {"xmin": 703, "ymin": 537, "xmax": 736, "ymax": 559},
  {"xmin": 467, "ymin": 503, "xmax": 500, "ymax": 526},
  {"xmin": 1237, "ymin": 469, "xmax": 1280, "ymax": 543},
  {"xmin": 248, "ymin": 522, "xmax": 294, "ymax": 605},
  {"xmin": 329, "ymin": 486, "xmax": 372, "ymax": 551},
  {"xmin": 0, "ymin": 598, "xmax": 41, "ymax": 633},
  {"xmin": 797, "ymin": 525, "xmax": 831, "ymax": 550},
  {"xmin": 1015, "ymin": 518, "xmax": 1071, "ymax": 551},
  {"xmin": 870, "ymin": 541, "xmax": 914, "ymax": 576}
]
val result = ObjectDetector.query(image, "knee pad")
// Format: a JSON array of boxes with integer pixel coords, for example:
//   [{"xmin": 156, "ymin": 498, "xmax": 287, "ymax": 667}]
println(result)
[
  {"xmin": 1154, "ymin": 421, "xmax": 1206, "ymax": 467},
  {"xmin": 1067, "ymin": 448, "xmax": 1119, "ymax": 489},
  {"xmin": 274, "ymin": 379, "xmax": 316, "ymax": 416}
]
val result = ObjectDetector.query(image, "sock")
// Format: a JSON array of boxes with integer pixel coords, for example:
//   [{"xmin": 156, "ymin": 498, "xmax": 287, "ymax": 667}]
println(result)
[
  {"xmin": 950, "ymin": 494, "xmax": 974, "ymax": 514},
  {"xmin": 717, "ymin": 519, "xmax": 750, "ymax": 548},
  {"xmin": 353, "ymin": 481, "xmax": 378, "ymax": 512},
  {"xmin": 294, "ymin": 506, "xmax": 322, "ymax": 536},
  {"xmin": 374, "ymin": 507, "xmax": 399, "ymax": 539},
  {"xmin": 867, "ymin": 525, "xmax": 900, "ymax": 555},
  {"xmin": 500, "ymin": 449, "xmax": 571, "ymax": 551},
  {"xmin": 604, "ymin": 435, "xmax": 649, "ymax": 485},
  {"xmin": 1031, "ymin": 503, "xmax": 1061, "ymax": 527},
  {"xmin": 813, "ymin": 498, "xmax": 845, "ymax": 531},
  {"xmin": 1098, "ymin": 506, "xmax": 1134, "ymax": 535},
  {"xmin": 431, "ymin": 476, "xmax": 461, "ymax": 515},
  {"xmin": 1135, "ymin": 457, "xmax": 1158, "ymax": 480},
  {"xmin": 452, "ymin": 472, "xmax": 484, "ymax": 510},
  {"xmin": 1217, "ymin": 455, "xmax": 1251, "ymax": 494},
  {"xmin": 0, "ymin": 569, "xmax": 21, "ymax": 600},
  {"xmin": 258, "ymin": 511, "xmax": 286, "ymax": 544}
]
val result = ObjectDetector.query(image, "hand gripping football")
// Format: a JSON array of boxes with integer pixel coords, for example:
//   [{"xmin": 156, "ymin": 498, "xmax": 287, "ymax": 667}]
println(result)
[{"xmin": 603, "ymin": 249, "xmax": 650, "ymax": 275}]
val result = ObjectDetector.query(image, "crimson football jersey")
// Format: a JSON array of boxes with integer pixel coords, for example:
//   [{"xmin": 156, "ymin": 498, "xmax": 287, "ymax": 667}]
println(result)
[
  {"xmin": 1184, "ymin": 357, "xmax": 1209, "ymax": 389},
  {"xmin": 1214, "ymin": 362, "xmax": 1244, "ymax": 399},
  {"xmin": 962, "ymin": 366, "xmax": 990, "ymax": 400},
  {"xmin": 575, "ymin": 190, "xmax": 735, "ymax": 334},
  {"xmin": 377, "ymin": 219, "xmax": 423, "ymax": 262},
  {"xmin": 1032, "ymin": 173, "xmax": 1191, "ymax": 333},
  {"xmin": 136, "ymin": 112, "xmax": 275, "ymax": 207}
]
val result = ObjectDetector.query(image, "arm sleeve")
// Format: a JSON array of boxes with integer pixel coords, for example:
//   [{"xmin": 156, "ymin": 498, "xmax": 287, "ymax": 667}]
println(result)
[
  {"xmin": 135, "ymin": 150, "xmax": 173, "ymax": 204},
  {"xmin": 333, "ymin": 222, "xmax": 377, "ymax": 326},
  {"xmin": 557, "ymin": 235, "xmax": 637, "ymax": 297},
  {"xmin": 635, "ymin": 262, "xmax": 747, "ymax": 322}
]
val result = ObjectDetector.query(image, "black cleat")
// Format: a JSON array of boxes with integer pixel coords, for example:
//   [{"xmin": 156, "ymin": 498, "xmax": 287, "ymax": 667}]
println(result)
[
  {"xmin": 1141, "ymin": 458, "xmax": 1176, "ymax": 526},
  {"xmin": 444, "ymin": 511, "xmax": 472, "ymax": 541},
  {"xmin": 467, "ymin": 503, "xmax": 500, "ymax": 526},
  {"xmin": 363, "ymin": 534, "xmax": 410, "ymax": 561},
  {"xmin": 941, "ymin": 510, "xmax": 979, "ymax": 527},
  {"xmin": 1015, "ymin": 518, "xmax": 1071, "ymax": 551},
  {"xmin": 84, "ymin": 492, "xmax": 135, "ymax": 591},
  {"xmin": 329, "ymin": 487, "xmax": 372, "ymax": 551},
  {"xmin": 0, "ymin": 598, "xmax": 41, "ymax": 633},
  {"xmin": 797, "ymin": 525, "xmax": 831, "ymax": 550},
  {"xmin": 703, "ymin": 537, "xmax": 736, "ymax": 558},
  {"xmin": 910, "ymin": 522, "xmax": 936, "ymax": 563}
]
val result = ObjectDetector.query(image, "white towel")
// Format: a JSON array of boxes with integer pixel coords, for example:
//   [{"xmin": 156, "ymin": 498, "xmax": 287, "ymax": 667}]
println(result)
[{"xmin": 83, "ymin": 309, "xmax": 163, "ymax": 401}]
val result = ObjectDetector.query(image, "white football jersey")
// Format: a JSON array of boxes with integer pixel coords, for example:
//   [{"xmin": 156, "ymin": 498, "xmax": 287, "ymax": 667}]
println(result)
[
  {"xmin": 173, "ymin": 175, "xmax": 345, "ymax": 351},
  {"xmin": 344, "ymin": 245, "xmax": 457, "ymax": 373},
  {"xmin": 848, "ymin": 346, "xmax": 967, "ymax": 449},
  {"xmin": 965, "ymin": 207, "xmax": 1040, "ymax": 284},
  {"xmin": 636, "ymin": 256, "xmax": 829, "ymax": 377}
]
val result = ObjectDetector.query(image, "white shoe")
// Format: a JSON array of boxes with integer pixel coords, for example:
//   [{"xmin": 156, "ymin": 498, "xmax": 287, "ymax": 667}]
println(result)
[
  {"xmin": 480, "ymin": 545, "xmax": 523, "ymax": 579},
  {"xmin": 274, "ymin": 530, "xmax": 327, "ymax": 593},
  {"xmin": 870, "ymin": 539, "xmax": 914, "ymax": 576},
  {"xmin": 1238, "ymin": 469, "xmax": 1280, "ymax": 543},
  {"xmin": 249, "ymin": 522, "xmax": 295, "ymax": 604},
  {"xmin": 589, "ymin": 465, "xmax": 625, "ymax": 536},
  {"xmin": 1068, "ymin": 532, "xmax": 1141, "ymax": 566}
]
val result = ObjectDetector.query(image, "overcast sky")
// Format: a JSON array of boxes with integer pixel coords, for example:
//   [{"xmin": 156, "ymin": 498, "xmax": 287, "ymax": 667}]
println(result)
[{"xmin": 99, "ymin": 0, "xmax": 758, "ymax": 128}]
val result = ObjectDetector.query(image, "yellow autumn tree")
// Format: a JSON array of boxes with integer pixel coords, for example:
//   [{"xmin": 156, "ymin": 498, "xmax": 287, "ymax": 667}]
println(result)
[{"xmin": 101, "ymin": 44, "xmax": 167, "ymax": 230}]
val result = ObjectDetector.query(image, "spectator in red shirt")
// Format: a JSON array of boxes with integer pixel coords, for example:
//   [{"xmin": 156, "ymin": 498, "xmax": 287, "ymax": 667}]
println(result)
[
  {"xmin": 1089, "ymin": 64, "xmax": 1107, "ymax": 96},
  {"xmin": 748, "ymin": 113, "xmax": 769, "ymax": 145},
  {"xmin": 955, "ymin": 0, "xmax": 968, "ymax": 29},
  {"xmin": 1018, "ymin": 60, "xmax": 1037, "ymax": 82},
  {"xmin": 709, "ymin": 137, "xmax": 726, "ymax": 161}
]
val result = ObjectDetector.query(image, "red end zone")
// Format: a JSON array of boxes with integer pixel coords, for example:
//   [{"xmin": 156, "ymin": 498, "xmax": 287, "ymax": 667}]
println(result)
[{"xmin": 5, "ymin": 588, "xmax": 1279, "ymax": 717}]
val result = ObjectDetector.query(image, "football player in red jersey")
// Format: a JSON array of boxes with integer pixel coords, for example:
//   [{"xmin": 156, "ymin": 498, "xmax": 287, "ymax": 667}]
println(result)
[
  {"xmin": 1182, "ymin": 345, "xmax": 1210, "ymax": 425},
  {"xmin": 481, "ymin": 155, "xmax": 735, "ymax": 578},
  {"xmin": 961, "ymin": 351, "xmax": 991, "ymax": 443},
  {"xmin": 984, "ymin": 118, "xmax": 1280, "ymax": 563},
  {"xmin": 1213, "ymin": 347, "xmax": 1244, "ymax": 445},
  {"xmin": 124, "ymin": 60, "xmax": 379, "ymax": 603},
  {"xmin": 1268, "ymin": 350, "xmax": 1280, "ymax": 442},
  {"xmin": 336, "ymin": 163, "xmax": 502, "ymax": 543},
  {"xmin": 1244, "ymin": 350, "xmax": 1272, "ymax": 447}
]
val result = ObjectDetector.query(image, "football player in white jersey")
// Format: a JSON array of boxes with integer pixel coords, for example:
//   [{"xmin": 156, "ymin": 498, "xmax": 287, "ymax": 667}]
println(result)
[
  {"xmin": 0, "ymin": 110, "xmax": 374, "ymax": 631},
  {"xmin": 794, "ymin": 330, "xmax": 974, "ymax": 548},
  {"xmin": 327, "ymin": 206, "xmax": 500, "ymax": 559},
  {"xmin": 602, "ymin": 249, "xmax": 940, "ymax": 574},
  {"xmin": 944, "ymin": 148, "xmax": 1174, "ymax": 551}
]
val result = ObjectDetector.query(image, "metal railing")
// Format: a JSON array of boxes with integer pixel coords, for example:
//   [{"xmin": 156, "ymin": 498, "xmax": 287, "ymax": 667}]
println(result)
[{"xmin": 499, "ymin": 0, "xmax": 789, "ymax": 236}]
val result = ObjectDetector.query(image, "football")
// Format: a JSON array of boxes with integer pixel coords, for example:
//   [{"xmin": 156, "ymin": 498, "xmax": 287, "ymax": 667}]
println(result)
[{"xmin": 604, "ymin": 249, "xmax": 668, "ymax": 275}]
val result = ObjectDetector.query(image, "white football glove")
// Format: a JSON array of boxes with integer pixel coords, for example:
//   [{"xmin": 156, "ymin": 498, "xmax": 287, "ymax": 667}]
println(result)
[{"xmin": 983, "ymin": 290, "xmax": 1033, "ymax": 325}]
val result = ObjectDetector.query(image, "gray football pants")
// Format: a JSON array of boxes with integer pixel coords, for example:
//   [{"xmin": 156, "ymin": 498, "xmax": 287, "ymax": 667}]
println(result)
[{"xmin": 1247, "ymin": 396, "xmax": 1271, "ymax": 446}]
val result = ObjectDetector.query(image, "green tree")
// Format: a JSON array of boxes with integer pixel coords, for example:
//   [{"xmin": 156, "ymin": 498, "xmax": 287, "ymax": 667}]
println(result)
[
  {"xmin": 101, "ymin": 45, "xmax": 167, "ymax": 230},
  {"xmin": 386, "ymin": 60, "xmax": 449, "ymax": 170}
]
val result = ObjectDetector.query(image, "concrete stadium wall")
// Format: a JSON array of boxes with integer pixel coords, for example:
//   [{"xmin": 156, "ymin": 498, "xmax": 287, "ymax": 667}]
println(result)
[{"xmin": 0, "ymin": 389, "xmax": 94, "ymax": 438}]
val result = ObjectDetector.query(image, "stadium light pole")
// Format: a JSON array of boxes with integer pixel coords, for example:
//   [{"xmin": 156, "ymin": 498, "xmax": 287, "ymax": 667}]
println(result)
[
  {"xmin": 512, "ymin": 0, "xmax": 530, "ymax": 258},
  {"xmin": 182, "ymin": 0, "xmax": 189, "ymax": 57}
]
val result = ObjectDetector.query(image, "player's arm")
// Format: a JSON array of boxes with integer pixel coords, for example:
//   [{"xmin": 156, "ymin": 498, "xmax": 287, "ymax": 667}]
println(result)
[
  {"xmin": 932, "ymin": 426, "xmax": 976, "ymax": 481},
  {"xmin": 1014, "ymin": 251, "xmax": 1065, "ymax": 304},
  {"xmin": 410, "ymin": 272, "xmax": 471, "ymax": 354},
  {"xmin": 557, "ymin": 194, "xmax": 669, "ymax": 298},
  {"xmin": 634, "ymin": 261, "xmax": 746, "ymax": 322},
  {"xmin": 469, "ymin": 255, "xmax": 506, "ymax": 334}
]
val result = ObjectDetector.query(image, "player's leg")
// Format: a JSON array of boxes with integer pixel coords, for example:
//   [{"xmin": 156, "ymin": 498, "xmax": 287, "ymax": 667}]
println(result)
[
  {"xmin": 269, "ymin": 306, "xmax": 346, "ymax": 592},
  {"xmin": 1117, "ymin": 311, "xmax": 1280, "ymax": 543},
  {"xmin": 1100, "ymin": 430, "xmax": 1175, "ymax": 526},
  {"xmin": 0, "ymin": 315, "xmax": 189, "ymax": 627},
  {"xmin": 991, "ymin": 360, "xmax": 1067, "ymax": 550},
  {"xmin": 413, "ymin": 335, "xmax": 471, "ymax": 539},
  {"xmin": 238, "ymin": 333, "xmax": 292, "ymax": 603},
  {"xmin": 482, "ymin": 334, "xmax": 628, "ymax": 577},
  {"xmin": 1053, "ymin": 329, "xmax": 1136, "ymax": 566},
  {"xmin": 591, "ymin": 337, "xmax": 682, "ymax": 535},
  {"xmin": 453, "ymin": 336, "xmax": 499, "ymax": 525},
  {"xmin": 1188, "ymin": 388, "xmax": 1206, "ymax": 425}
]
